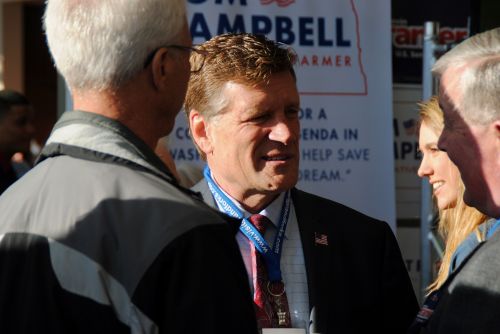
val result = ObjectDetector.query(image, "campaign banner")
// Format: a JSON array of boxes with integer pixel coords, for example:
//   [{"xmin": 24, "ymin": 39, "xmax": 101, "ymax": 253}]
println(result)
[
  {"xmin": 391, "ymin": 0, "xmax": 470, "ymax": 83},
  {"xmin": 170, "ymin": 0, "xmax": 396, "ymax": 229},
  {"xmin": 393, "ymin": 85, "xmax": 422, "ymax": 219}
]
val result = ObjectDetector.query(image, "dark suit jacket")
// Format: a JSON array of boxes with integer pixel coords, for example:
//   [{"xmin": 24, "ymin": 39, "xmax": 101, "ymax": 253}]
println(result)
[{"xmin": 193, "ymin": 181, "xmax": 419, "ymax": 334}]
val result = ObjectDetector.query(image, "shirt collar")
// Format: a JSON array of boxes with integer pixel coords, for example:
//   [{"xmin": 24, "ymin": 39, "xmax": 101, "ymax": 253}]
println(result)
[
  {"xmin": 214, "ymin": 182, "xmax": 285, "ymax": 231},
  {"xmin": 256, "ymin": 192, "xmax": 286, "ymax": 230},
  {"xmin": 208, "ymin": 170, "xmax": 290, "ymax": 235}
]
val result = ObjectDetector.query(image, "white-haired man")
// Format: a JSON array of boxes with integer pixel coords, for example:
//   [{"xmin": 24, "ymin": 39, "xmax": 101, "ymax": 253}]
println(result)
[
  {"xmin": 0, "ymin": 1, "xmax": 257, "ymax": 333},
  {"xmin": 425, "ymin": 28, "xmax": 500, "ymax": 333}
]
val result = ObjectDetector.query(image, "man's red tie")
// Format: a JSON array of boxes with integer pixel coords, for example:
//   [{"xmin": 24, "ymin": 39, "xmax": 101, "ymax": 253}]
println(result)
[{"xmin": 248, "ymin": 214, "xmax": 292, "ymax": 329}]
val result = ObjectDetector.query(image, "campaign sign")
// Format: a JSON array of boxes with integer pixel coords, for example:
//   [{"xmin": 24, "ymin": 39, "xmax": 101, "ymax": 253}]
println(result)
[{"xmin": 170, "ymin": 0, "xmax": 396, "ymax": 229}]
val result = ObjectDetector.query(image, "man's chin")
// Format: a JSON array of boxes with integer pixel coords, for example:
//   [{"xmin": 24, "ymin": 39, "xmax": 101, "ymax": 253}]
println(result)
[{"xmin": 266, "ymin": 176, "xmax": 298, "ymax": 193}]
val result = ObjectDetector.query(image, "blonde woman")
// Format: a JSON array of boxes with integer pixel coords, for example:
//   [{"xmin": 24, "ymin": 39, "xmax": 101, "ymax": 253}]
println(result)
[{"xmin": 408, "ymin": 96, "xmax": 494, "ymax": 333}]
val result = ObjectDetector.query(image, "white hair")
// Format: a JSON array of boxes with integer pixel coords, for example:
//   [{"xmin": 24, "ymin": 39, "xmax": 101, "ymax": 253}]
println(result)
[
  {"xmin": 44, "ymin": 0, "xmax": 186, "ymax": 92},
  {"xmin": 433, "ymin": 28, "xmax": 500, "ymax": 125}
]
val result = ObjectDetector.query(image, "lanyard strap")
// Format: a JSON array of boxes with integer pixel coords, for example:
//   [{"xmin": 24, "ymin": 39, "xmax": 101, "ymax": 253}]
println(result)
[{"xmin": 203, "ymin": 165, "xmax": 290, "ymax": 282}]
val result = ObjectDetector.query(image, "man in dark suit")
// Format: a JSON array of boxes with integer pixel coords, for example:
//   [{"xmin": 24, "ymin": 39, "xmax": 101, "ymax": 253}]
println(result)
[{"xmin": 185, "ymin": 33, "xmax": 418, "ymax": 334}]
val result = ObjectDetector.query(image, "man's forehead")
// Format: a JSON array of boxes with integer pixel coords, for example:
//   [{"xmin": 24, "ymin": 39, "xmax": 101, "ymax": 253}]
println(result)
[
  {"xmin": 10, "ymin": 104, "xmax": 31, "ymax": 112},
  {"xmin": 0, "ymin": 104, "xmax": 27, "ymax": 118},
  {"xmin": 222, "ymin": 78, "xmax": 297, "ymax": 100},
  {"xmin": 437, "ymin": 87, "xmax": 451, "ymax": 111},
  {"xmin": 9, "ymin": 105, "xmax": 33, "ymax": 117},
  {"xmin": 440, "ymin": 66, "xmax": 464, "ymax": 92},
  {"xmin": 438, "ymin": 66, "xmax": 466, "ymax": 109},
  {"xmin": 437, "ymin": 91, "xmax": 459, "ymax": 123},
  {"xmin": 222, "ymin": 80, "xmax": 255, "ymax": 92}
]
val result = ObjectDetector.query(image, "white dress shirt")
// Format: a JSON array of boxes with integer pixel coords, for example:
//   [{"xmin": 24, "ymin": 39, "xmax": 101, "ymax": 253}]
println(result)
[{"xmin": 215, "ymin": 191, "xmax": 310, "ymax": 330}]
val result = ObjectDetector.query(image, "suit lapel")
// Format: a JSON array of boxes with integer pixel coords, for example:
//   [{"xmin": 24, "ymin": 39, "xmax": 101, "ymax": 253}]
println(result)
[{"xmin": 291, "ymin": 188, "xmax": 319, "ymax": 317}]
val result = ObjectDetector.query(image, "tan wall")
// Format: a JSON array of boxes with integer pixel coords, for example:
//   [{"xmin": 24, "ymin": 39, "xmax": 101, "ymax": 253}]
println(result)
[
  {"xmin": 3, "ymin": 2, "xmax": 23, "ymax": 91},
  {"xmin": 0, "ymin": 2, "xmax": 3, "ymax": 89},
  {"xmin": 2, "ymin": 0, "xmax": 57, "ymax": 145}
]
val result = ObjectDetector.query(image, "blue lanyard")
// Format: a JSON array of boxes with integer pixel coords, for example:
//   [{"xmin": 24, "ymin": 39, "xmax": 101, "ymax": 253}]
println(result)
[{"xmin": 203, "ymin": 165, "xmax": 290, "ymax": 282}]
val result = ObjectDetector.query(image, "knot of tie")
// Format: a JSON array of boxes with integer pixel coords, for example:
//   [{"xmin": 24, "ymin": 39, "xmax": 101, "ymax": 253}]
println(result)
[{"xmin": 248, "ymin": 214, "xmax": 271, "ymax": 234}]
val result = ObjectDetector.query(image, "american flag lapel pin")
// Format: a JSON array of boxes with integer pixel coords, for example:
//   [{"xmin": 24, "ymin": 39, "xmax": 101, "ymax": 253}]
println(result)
[{"xmin": 314, "ymin": 232, "xmax": 328, "ymax": 246}]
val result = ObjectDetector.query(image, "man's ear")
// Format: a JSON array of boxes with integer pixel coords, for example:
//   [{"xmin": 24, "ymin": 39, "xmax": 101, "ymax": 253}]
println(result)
[
  {"xmin": 494, "ymin": 120, "xmax": 500, "ymax": 139},
  {"xmin": 151, "ymin": 48, "xmax": 170, "ymax": 91},
  {"xmin": 189, "ymin": 109, "xmax": 213, "ymax": 155}
]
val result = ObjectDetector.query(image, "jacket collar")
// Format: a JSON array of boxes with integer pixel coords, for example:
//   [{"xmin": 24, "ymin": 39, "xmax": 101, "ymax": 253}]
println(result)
[{"xmin": 39, "ymin": 110, "xmax": 174, "ymax": 181}]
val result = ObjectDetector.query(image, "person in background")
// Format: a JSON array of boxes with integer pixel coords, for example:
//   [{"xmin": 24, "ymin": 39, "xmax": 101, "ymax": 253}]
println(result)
[
  {"xmin": 408, "ymin": 96, "xmax": 493, "ymax": 333},
  {"xmin": 424, "ymin": 27, "xmax": 500, "ymax": 333},
  {"xmin": 0, "ymin": 89, "xmax": 35, "ymax": 194},
  {"xmin": 0, "ymin": 1, "xmax": 257, "ymax": 333},
  {"xmin": 186, "ymin": 32, "xmax": 418, "ymax": 334}
]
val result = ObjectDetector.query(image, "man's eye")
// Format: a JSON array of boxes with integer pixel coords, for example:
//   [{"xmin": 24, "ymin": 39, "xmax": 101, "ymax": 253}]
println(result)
[
  {"xmin": 286, "ymin": 108, "xmax": 299, "ymax": 118},
  {"xmin": 15, "ymin": 117, "xmax": 29, "ymax": 127},
  {"xmin": 250, "ymin": 114, "xmax": 269, "ymax": 122}
]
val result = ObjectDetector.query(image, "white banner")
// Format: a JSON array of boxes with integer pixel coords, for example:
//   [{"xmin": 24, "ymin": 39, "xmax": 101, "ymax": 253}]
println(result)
[{"xmin": 170, "ymin": 0, "xmax": 396, "ymax": 229}]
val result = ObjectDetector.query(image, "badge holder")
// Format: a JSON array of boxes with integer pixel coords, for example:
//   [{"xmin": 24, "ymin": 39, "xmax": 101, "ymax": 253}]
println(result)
[{"xmin": 263, "ymin": 282, "xmax": 305, "ymax": 334}]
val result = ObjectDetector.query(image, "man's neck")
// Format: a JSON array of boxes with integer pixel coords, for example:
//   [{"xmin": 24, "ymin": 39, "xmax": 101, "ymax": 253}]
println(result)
[
  {"xmin": 211, "ymin": 176, "xmax": 280, "ymax": 214},
  {"xmin": 72, "ymin": 88, "xmax": 161, "ymax": 150},
  {"xmin": 238, "ymin": 192, "xmax": 280, "ymax": 214}
]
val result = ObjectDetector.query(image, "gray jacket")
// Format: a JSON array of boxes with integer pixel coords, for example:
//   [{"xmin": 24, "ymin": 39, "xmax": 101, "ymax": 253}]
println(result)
[
  {"xmin": 0, "ymin": 111, "xmax": 256, "ymax": 333},
  {"xmin": 426, "ymin": 220, "xmax": 500, "ymax": 334}
]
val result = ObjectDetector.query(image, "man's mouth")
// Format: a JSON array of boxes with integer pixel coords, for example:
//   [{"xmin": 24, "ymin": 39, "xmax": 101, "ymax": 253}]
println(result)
[{"xmin": 263, "ymin": 155, "xmax": 290, "ymax": 161}]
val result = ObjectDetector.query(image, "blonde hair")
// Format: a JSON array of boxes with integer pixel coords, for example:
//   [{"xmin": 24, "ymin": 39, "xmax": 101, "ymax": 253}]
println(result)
[{"xmin": 419, "ymin": 96, "xmax": 489, "ymax": 293}]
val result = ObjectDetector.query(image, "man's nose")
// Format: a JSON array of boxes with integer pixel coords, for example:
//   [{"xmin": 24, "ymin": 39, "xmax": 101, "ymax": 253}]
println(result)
[
  {"xmin": 268, "ymin": 120, "xmax": 295, "ymax": 144},
  {"xmin": 25, "ymin": 122, "xmax": 36, "ymax": 136}
]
